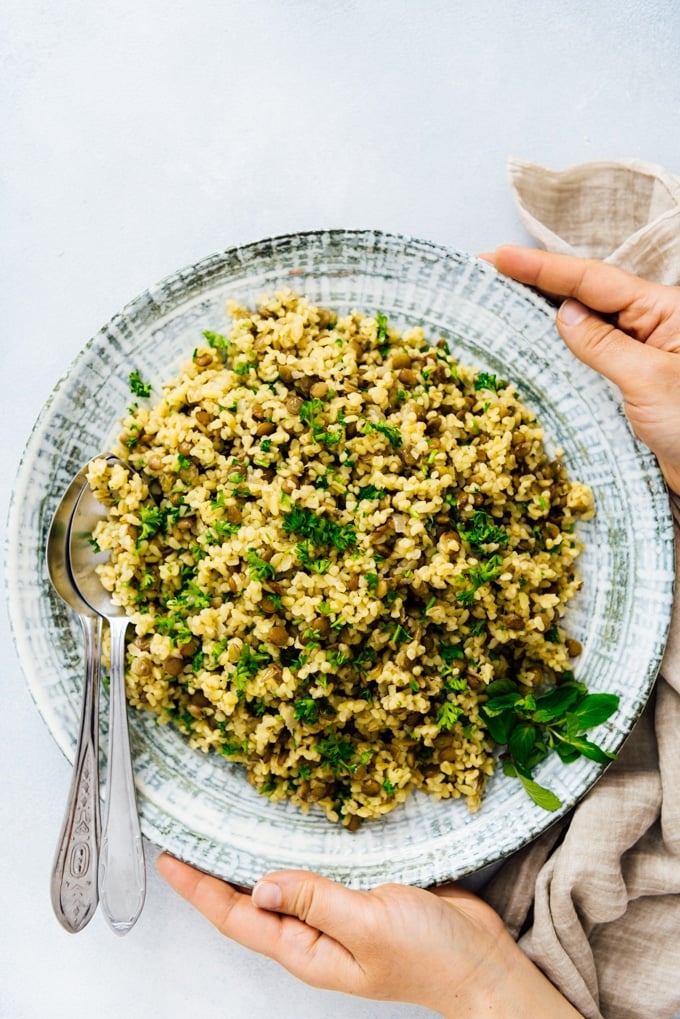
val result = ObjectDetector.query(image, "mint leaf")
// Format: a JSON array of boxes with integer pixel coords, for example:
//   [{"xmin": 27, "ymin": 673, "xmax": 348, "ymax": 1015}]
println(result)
[
  {"xmin": 481, "ymin": 708, "xmax": 515, "ymax": 745},
  {"xmin": 504, "ymin": 760, "xmax": 561, "ymax": 810},
  {"xmin": 508, "ymin": 723, "xmax": 536, "ymax": 766},
  {"xmin": 565, "ymin": 693, "xmax": 619, "ymax": 732},
  {"xmin": 531, "ymin": 685, "xmax": 584, "ymax": 723},
  {"xmin": 516, "ymin": 772, "xmax": 562, "ymax": 811},
  {"xmin": 555, "ymin": 732, "xmax": 617, "ymax": 764}
]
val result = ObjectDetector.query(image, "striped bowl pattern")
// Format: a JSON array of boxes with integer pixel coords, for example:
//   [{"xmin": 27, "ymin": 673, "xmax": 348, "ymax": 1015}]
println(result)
[{"xmin": 6, "ymin": 230, "xmax": 675, "ymax": 888}]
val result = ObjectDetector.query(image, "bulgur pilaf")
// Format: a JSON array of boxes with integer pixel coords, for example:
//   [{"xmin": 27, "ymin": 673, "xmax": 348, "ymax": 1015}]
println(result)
[{"xmin": 88, "ymin": 291, "xmax": 594, "ymax": 828}]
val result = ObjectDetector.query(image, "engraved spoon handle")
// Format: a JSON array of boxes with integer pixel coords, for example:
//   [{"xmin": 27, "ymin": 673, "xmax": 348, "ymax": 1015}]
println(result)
[
  {"xmin": 99, "ymin": 616, "xmax": 146, "ymax": 935},
  {"xmin": 50, "ymin": 613, "xmax": 102, "ymax": 933}
]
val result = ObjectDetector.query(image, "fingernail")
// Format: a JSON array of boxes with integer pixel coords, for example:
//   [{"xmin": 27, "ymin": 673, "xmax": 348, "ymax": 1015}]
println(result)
[
  {"xmin": 558, "ymin": 299, "xmax": 589, "ymax": 326},
  {"xmin": 252, "ymin": 880, "xmax": 282, "ymax": 911}
]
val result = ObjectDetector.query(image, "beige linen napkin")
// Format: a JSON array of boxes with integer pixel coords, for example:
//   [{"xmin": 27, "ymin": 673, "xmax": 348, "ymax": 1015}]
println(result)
[{"xmin": 480, "ymin": 159, "xmax": 680, "ymax": 1019}]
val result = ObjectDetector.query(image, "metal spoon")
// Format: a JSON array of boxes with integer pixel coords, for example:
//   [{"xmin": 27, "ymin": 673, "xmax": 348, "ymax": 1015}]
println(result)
[
  {"xmin": 46, "ymin": 461, "xmax": 103, "ymax": 933},
  {"xmin": 68, "ymin": 457, "xmax": 146, "ymax": 935}
]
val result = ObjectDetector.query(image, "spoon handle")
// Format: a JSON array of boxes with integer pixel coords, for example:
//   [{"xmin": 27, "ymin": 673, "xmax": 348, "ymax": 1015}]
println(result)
[
  {"xmin": 50, "ymin": 614, "xmax": 102, "ymax": 933},
  {"xmin": 99, "ymin": 617, "xmax": 146, "ymax": 935}
]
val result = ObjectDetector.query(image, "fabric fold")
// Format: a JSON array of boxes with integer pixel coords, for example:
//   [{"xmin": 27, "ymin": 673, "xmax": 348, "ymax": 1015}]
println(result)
[
  {"xmin": 481, "ymin": 159, "xmax": 680, "ymax": 1019},
  {"xmin": 507, "ymin": 157, "xmax": 680, "ymax": 284}
]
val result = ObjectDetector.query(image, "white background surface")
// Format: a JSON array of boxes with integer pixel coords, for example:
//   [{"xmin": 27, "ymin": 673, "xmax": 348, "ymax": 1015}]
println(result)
[{"xmin": 2, "ymin": 3, "xmax": 679, "ymax": 1018}]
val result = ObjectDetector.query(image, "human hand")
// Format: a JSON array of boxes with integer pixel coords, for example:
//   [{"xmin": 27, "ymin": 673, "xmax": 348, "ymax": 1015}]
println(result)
[
  {"xmin": 157, "ymin": 856, "xmax": 581, "ymax": 1018},
  {"xmin": 481, "ymin": 246, "xmax": 680, "ymax": 495}
]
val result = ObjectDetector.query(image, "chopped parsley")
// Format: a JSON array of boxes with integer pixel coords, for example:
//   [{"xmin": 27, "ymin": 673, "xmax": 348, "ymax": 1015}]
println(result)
[
  {"xmin": 233, "ymin": 359, "xmax": 258, "ymax": 376},
  {"xmin": 390, "ymin": 623, "xmax": 412, "ymax": 645},
  {"xmin": 317, "ymin": 730, "xmax": 355, "ymax": 773},
  {"xmin": 166, "ymin": 580, "xmax": 211, "ymax": 612},
  {"xmin": 362, "ymin": 420, "xmax": 402, "ymax": 449},
  {"xmin": 138, "ymin": 505, "xmax": 164, "ymax": 544},
  {"xmin": 234, "ymin": 643, "xmax": 273, "ymax": 687},
  {"xmin": 327, "ymin": 649, "xmax": 349, "ymax": 668},
  {"xmin": 299, "ymin": 398, "xmax": 343, "ymax": 446},
  {"xmin": 456, "ymin": 553, "xmax": 504, "ymax": 605},
  {"xmin": 440, "ymin": 643, "xmax": 465, "ymax": 663},
  {"xmin": 356, "ymin": 484, "xmax": 387, "ymax": 502},
  {"xmin": 457, "ymin": 511, "xmax": 509, "ymax": 549},
  {"xmin": 376, "ymin": 312, "xmax": 390, "ymax": 355},
  {"xmin": 128, "ymin": 369, "xmax": 152, "ymax": 398},
  {"xmin": 203, "ymin": 330, "xmax": 229, "ymax": 351},
  {"xmin": 205, "ymin": 520, "xmax": 241, "ymax": 544},
  {"xmin": 294, "ymin": 696, "xmax": 335, "ymax": 725},
  {"xmin": 295, "ymin": 541, "xmax": 331, "ymax": 574},
  {"xmin": 294, "ymin": 697, "xmax": 321, "ymax": 725},
  {"xmin": 437, "ymin": 702, "xmax": 463, "ymax": 730},
  {"xmin": 474, "ymin": 372, "xmax": 504, "ymax": 393},
  {"xmin": 282, "ymin": 506, "xmax": 357, "ymax": 554},
  {"xmin": 245, "ymin": 548, "xmax": 276, "ymax": 581}
]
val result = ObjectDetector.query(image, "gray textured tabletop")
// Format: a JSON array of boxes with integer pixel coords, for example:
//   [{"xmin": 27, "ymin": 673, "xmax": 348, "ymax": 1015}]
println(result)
[{"xmin": 2, "ymin": 2, "xmax": 679, "ymax": 1018}]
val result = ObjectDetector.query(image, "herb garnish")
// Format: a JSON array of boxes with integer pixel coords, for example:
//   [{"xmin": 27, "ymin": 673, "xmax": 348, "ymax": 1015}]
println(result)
[
  {"xmin": 457, "ymin": 510, "xmax": 509, "ymax": 549},
  {"xmin": 327, "ymin": 649, "xmax": 349, "ymax": 669},
  {"xmin": 166, "ymin": 580, "xmax": 211, "ymax": 612},
  {"xmin": 390, "ymin": 623, "xmax": 412, "ymax": 646},
  {"xmin": 436, "ymin": 701, "xmax": 463, "ymax": 730},
  {"xmin": 376, "ymin": 312, "xmax": 389, "ymax": 342},
  {"xmin": 299, "ymin": 398, "xmax": 343, "ymax": 446},
  {"xmin": 481, "ymin": 679, "xmax": 619, "ymax": 810},
  {"xmin": 474, "ymin": 372, "xmax": 505, "ymax": 393},
  {"xmin": 129, "ymin": 369, "xmax": 152, "ymax": 397},
  {"xmin": 295, "ymin": 541, "xmax": 331, "ymax": 574},
  {"xmin": 294, "ymin": 697, "xmax": 321, "ymax": 725},
  {"xmin": 456, "ymin": 553, "xmax": 504, "ymax": 604},
  {"xmin": 282, "ymin": 506, "xmax": 357, "ymax": 553},
  {"xmin": 317, "ymin": 729, "xmax": 355, "ymax": 773},
  {"xmin": 294, "ymin": 696, "xmax": 335, "ymax": 726},
  {"xmin": 205, "ymin": 520, "xmax": 241, "ymax": 544},
  {"xmin": 203, "ymin": 330, "xmax": 229, "ymax": 351},
  {"xmin": 246, "ymin": 548, "xmax": 276, "ymax": 581},
  {"xmin": 138, "ymin": 505, "xmax": 164, "ymax": 544},
  {"xmin": 376, "ymin": 312, "xmax": 390, "ymax": 355},
  {"xmin": 234, "ymin": 643, "xmax": 273, "ymax": 688},
  {"xmin": 233, "ymin": 359, "xmax": 258, "ymax": 376},
  {"xmin": 362, "ymin": 420, "xmax": 403, "ymax": 449},
  {"xmin": 356, "ymin": 484, "xmax": 387, "ymax": 501}
]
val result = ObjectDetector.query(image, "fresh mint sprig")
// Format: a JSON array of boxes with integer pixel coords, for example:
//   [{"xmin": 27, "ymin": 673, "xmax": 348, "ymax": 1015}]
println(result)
[{"xmin": 481, "ymin": 679, "xmax": 619, "ymax": 810}]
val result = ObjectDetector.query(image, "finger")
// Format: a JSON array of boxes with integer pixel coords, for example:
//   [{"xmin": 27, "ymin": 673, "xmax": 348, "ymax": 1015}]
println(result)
[
  {"xmin": 556, "ymin": 299, "xmax": 665, "ymax": 393},
  {"xmin": 487, "ymin": 245, "xmax": 651, "ymax": 314},
  {"xmin": 157, "ymin": 853, "xmax": 288, "ymax": 957},
  {"xmin": 252, "ymin": 869, "xmax": 370, "ymax": 947},
  {"xmin": 158, "ymin": 856, "xmax": 363, "ymax": 989}
]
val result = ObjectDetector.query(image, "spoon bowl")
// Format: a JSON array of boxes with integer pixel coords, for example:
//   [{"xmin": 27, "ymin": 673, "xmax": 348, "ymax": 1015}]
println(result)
[
  {"xmin": 68, "ymin": 456, "xmax": 146, "ymax": 936},
  {"xmin": 45, "ymin": 461, "xmax": 102, "ymax": 933}
]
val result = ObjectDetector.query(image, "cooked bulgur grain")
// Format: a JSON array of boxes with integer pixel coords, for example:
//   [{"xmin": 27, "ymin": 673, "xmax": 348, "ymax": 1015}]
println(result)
[{"xmin": 88, "ymin": 291, "xmax": 593, "ymax": 827}]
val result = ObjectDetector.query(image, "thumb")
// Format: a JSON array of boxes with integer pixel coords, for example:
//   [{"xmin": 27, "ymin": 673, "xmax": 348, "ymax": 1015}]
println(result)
[
  {"xmin": 252, "ymin": 869, "xmax": 368, "ymax": 940},
  {"xmin": 556, "ymin": 298, "xmax": 680, "ymax": 493},
  {"xmin": 556, "ymin": 298, "xmax": 662, "ymax": 393}
]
